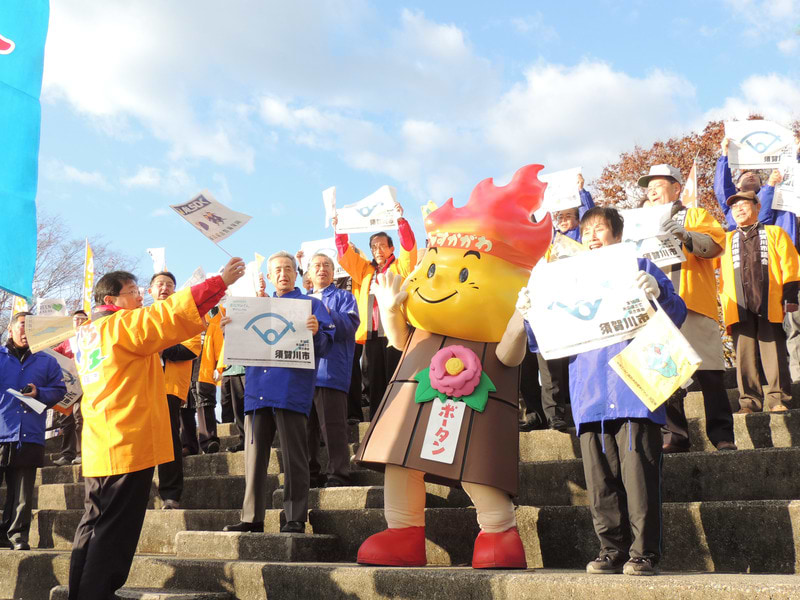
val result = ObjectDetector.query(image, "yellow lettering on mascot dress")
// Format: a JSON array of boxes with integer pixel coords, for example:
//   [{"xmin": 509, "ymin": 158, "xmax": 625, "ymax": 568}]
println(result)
[{"xmin": 355, "ymin": 165, "xmax": 552, "ymax": 568}]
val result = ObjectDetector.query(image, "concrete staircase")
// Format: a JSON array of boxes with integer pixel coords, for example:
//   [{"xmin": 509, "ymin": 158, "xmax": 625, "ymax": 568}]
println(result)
[{"xmin": 2, "ymin": 384, "xmax": 800, "ymax": 599}]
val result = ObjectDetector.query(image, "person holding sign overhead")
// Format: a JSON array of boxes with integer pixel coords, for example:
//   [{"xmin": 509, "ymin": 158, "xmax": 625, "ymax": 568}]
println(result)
[
  {"xmin": 0, "ymin": 312, "xmax": 67, "ymax": 551},
  {"xmin": 639, "ymin": 164, "xmax": 737, "ymax": 454},
  {"xmin": 551, "ymin": 172, "xmax": 596, "ymax": 242}
]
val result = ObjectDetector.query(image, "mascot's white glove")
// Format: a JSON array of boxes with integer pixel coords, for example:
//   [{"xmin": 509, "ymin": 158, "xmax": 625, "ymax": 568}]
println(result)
[
  {"xmin": 516, "ymin": 286, "xmax": 532, "ymax": 316},
  {"xmin": 636, "ymin": 270, "xmax": 660, "ymax": 300},
  {"xmin": 660, "ymin": 214, "xmax": 689, "ymax": 243},
  {"xmin": 374, "ymin": 271, "xmax": 408, "ymax": 313}
]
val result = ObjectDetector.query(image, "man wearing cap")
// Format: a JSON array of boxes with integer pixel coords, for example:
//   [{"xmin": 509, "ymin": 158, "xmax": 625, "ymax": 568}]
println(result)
[
  {"xmin": 640, "ymin": 164, "xmax": 737, "ymax": 452},
  {"xmin": 718, "ymin": 190, "xmax": 800, "ymax": 413}
]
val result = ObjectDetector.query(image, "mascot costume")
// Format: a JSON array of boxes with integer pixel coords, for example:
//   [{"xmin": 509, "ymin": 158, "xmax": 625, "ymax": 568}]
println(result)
[{"xmin": 355, "ymin": 164, "xmax": 553, "ymax": 568}]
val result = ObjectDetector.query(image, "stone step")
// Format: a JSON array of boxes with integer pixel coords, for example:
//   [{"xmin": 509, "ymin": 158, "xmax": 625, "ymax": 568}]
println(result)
[
  {"xmin": 174, "ymin": 531, "xmax": 339, "ymax": 562},
  {"xmin": 50, "ymin": 585, "xmax": 234, "ymax": 600},
  {"xmin": 272, "ymin": 483, "xmax": 470, "ymax": 511},
  {"xmin": 7, "ymin": 551, "xmax": 800, "ymax": 600},
  {"xmin": 519, "ymin": 446, "xmax": 800, "ymax": 506}
]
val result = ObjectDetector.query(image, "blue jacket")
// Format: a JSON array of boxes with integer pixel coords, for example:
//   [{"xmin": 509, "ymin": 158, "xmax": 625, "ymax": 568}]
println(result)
[
  {"xmin": 0, "ymin": 346, "xmax": 67, "ymax": 447},
  {"xmin": 313, "ymin": 284, "xmax": 359, "ymax": 393},
  {"xmin": 525, "ymin": 258, "xmax": 686, "ymax": 434},
  {"xmin": 244, "ymin": 287, "xmax": 335, "ymax": 416},
  {"xmin": 714, "ymin": 156, "xmax": 797, "ymax": 246},
  {"xmin": 559, "ymin": 189, "xmax": 595, "ymax": 242}
]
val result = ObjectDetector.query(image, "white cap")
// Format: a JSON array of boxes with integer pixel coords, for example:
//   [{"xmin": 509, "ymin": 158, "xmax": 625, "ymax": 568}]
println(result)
[{"xmin": 637, "ymin": 164, "xmax": 683, "ymax": 187}]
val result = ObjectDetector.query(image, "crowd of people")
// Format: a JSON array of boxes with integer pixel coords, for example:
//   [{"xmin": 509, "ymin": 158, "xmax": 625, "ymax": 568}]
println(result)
[{"xmin": 1, "ymin": 138, "xmax": 799, "ymax": 597}]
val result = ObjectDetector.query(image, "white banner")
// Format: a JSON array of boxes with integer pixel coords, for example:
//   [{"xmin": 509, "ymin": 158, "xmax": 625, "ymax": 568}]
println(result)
[
  {"xmin": 773, "ymin": 162, "xmax": 800, "ymax": 214},
  {"xmin": 540, "ymin": 167, "xmax": 582, "ymax": 213},
  {"xmin": 724, "ymin": 120, "xmax": 796, "ymax": 170},
  {"xmin": 179, "ymin": 266, "xmax": 206, "ymax": 291},
  {"xmin": 619, "ymin": 204, "xmax": 672, "ymax": 241},
  {"xmin": 419, "ymin": 398, "xmax": 467, "ymax": 464},
  {"xmin": 43, "ymin": 347, "xmax": 82, "ymax": 410},
  {"xmin": 35, "ymin": 298, "xmax": 68, "ymax": 316},
  {"xmin": 524, "ymin": 243, "xmax": 654, "ymax": 359},
  {"xmin": 26, "ymin": 315, "xmax": 75, "ymax": 353},
  {"xmin": 171, "ymin": 190, "xmax": 252, "ymax": 243},
  {"xmin": 334, "ymin": 185, "xmax": 398, "ymax": 234},
  {"xmin": 147, "ymin": 247, "xmax": 166, "ymax": 273},
  {"xmin": 322, "ymin": 186, "xmax": 336, "ymax": 228},
  {"xmin": 227, "ymin": 253, "xmax": 266, "ymax": 298},
  {"xmin": 222, "ymin": 296, "xmax": 314, "ymax": 369},
  {"xmin": 629, "ymin": 236, "xmax": 685, "ymax": 268},
  {"xmin": 299, "ymin": 238, "xmax": 347, "ymax": 279}
]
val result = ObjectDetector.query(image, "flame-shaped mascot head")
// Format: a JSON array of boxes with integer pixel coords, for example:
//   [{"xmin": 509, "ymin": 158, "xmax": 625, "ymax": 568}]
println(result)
[{"xmin": 405, "ymin": 164, "xmax": 553, "ymax": 342}]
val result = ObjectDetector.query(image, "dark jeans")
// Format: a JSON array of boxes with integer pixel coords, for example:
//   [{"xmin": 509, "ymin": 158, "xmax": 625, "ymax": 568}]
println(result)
[
  {"xmin": 157, "ymin": 395, "xmax": 183, "ymax": 502},
  {"xmin": 364, "ymin": 335, "xmax": 401, "ymax": 420},
  {"xmin": 221, "ymin": 374, "xmax": 245, "ymax": 444}
]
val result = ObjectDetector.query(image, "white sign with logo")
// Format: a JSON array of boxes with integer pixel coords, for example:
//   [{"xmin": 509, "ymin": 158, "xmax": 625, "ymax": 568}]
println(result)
[
  {"xmin": 43, "ymin": 347, "xmax": 82, "ymax": 410},
  {"xmin": 541, "ymin": 167, "xmax": 582, "ymax": 213},
  {"xmin": 35, "ymin": 298, "xmax": 68, "ymax": 316},
  {"xmin": 334, "ymin": 185, "xmax": 399, "ymax": 234},
  {"xmin": 170, "ymin": 191, "xmax": 252, "ymax": 243},
  {"xmin": 724, "ymin": 120, "xmax": 796, "ymax": 170},
  {"xmin": 299, "ymin": 238, "xmax": 347, "ymax": 279},
  {"xmin": 524, "ymin": 243, "xmax": 654, "ymax": 359},
  {"xmin": 222, "ymin": 296, "xmax": 314, "ymax": 369},
  {"xmin": 618, "ymin": 205, "xmax": 685, "ymax": 267},
  {"xmin": 26, "ymin": 315, "xmax": 75, "ymax": 353}
]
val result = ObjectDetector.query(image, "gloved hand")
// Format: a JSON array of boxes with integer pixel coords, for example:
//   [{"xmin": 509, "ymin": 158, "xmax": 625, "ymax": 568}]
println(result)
[
  {"xmin": 373, "ymin": 271, "xmax": 408, "ymax": 314},
  {"xmin": 636, "ymin": 270, "xmax": 659, "ymax": 299},
  {"xmin": 516, "ymin": 286, "xmax": 532, "ymax": 315},
  {"xmin": 660, "ymin": 214, "xmax": 689, "ymax": 243}
]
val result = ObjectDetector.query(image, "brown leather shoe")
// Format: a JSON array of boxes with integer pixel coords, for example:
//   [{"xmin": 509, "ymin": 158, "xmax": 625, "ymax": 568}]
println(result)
[
  {"xmin": 662, "ymin": 443, "xmax": 689, "ymax": 454},
  {"xmin": 769, "ymin": 405, "xmax": 789, "ymax": 412},
  {"xmin": 735, "ymin": 407, "xmax": 755, "ymax": 414},
  {"xmin": 715, "ymin": 441, "xmax": 738, "ymax": 451}
]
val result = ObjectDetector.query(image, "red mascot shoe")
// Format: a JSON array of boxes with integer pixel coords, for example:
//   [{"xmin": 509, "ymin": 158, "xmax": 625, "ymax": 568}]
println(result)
[
  {"xmin": 471, "ymin": 527, "xmax": 527, "ymax": 569},
  {"xmin": 357, "ymin": 526, "xmax": 427, "ymax": 567}
]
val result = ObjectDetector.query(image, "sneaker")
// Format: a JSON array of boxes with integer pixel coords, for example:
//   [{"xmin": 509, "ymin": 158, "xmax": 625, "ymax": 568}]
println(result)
[
  {"xmin": 548, "ymin": 417, "xmax": 570, "ymax": 433},
  {"xmin": 161, "ymin": 499, "xmax": 180, "ymax": 510},
  {"xmin": 227, "ymin": 442, "xmax": 245, "ymax": 453},
  {"xmin": 72, "ymin": 456, "xmax": 82, "ymax": 465},
  {"xmin": 586, "ymin": 554, "xmax": 627, "ymax": 574},
  {"xmin": 12, "ymin": 540, "xmax": 30, "ymax": 551},
  {"xmin": 52, "ymin": 456, "xmax": 72, "ymax": 467},
  {"xmin": 280, "ymin": 520, "xmax": 306, "ymax": 534},
  {"xmin": 205, "ymin": 440, "xmax": 220, "ymax": 454},
  {"xmin": 223, "ymin": 521, "xmax": 264, "ymax": 533},
  {"xmin": 623, "ymin": 556, "xmax": 659, "ymax": 576}
]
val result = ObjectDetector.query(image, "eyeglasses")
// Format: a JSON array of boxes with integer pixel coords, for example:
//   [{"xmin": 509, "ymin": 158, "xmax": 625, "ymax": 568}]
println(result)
[{"xmin": 116, "ymin": 289, "xmax": 142, "ymax": 296}]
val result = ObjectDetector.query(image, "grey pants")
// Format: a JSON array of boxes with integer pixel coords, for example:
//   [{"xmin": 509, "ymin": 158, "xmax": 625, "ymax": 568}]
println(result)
[
  {"xmin": 308, "ymin": 387, "xmax": 351, "ymax": 484},
  {"xmin": 243, "ymin": 407, "xmax": 309, "ymax": 523},
  {"xmin": 1, "ymin": 466, "xmax": 36, "ymax": 544},
  {"xmin": 579, "ymin": 419, "xmax": 663, "ymax": 563}
]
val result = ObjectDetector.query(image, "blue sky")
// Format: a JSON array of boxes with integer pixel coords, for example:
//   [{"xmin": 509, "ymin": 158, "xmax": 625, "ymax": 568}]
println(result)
[{"xmin": 35, "ymin": 0, "xmax": 800, "ymax": 293}]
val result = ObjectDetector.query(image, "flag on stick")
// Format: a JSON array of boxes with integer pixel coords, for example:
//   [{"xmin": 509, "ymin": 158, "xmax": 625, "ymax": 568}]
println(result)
[{"xmin": 82, "ymin": 240, "xmax": 94, "ymax": 316}]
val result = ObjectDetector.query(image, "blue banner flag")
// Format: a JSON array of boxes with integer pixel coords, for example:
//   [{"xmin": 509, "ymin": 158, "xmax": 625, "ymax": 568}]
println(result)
[{"xmin": 0, "ymin": 1, "xmax": 49, "ymax": 298}]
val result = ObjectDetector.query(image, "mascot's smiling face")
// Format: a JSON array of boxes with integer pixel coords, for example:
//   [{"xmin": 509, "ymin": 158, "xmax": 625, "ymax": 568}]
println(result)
[{"xmin": 405, "ymin": 245, "xmax": 529, "ymax": 342}]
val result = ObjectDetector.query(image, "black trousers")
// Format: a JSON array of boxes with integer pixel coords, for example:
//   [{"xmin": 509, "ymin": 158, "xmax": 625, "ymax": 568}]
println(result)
[
  {"xmin": 221, "ymin": 374, "xmax": 246, "ymax": 444},
  {"xmin": 156, "ymin": 395, "xmax": 183, "ymax": 502},
  {"xmin": 519, "ymin": 348, "xmax": 542, "ymax": 422},
  {"xmin": 58, "ymin": 402, "xmax": 83, "ymax": 460},
  {"xmin": 0, "ymin": 465, "xmax": 36, "ymax": 543},
  {"xmin": 347, "ymin": 343, "xmax": 364, "ymax": 421},
  {"xmin": 68, "ymin": 466, "xmax": 154, "ymax": 600},
  {"xmin": 537, "ymin": 353, "xmax": 569, "ymax": 424},
  {"xmin": 308, "ymin": 387, "xmax": 351, "ymax": 484},
  {"xmin": 364, "ymin": 335, "xmax": 402, "ymax": 420},
  {"xmin": 579, "ymin": 419, "xmax": 663, "ymax": 562},
  {"xmin": 663, "ymin": 370, "xmax": 735, "ymax": 449},
  {"xmin": 195, "ymin": 382, "xmax": 219, "ymax": 451}
]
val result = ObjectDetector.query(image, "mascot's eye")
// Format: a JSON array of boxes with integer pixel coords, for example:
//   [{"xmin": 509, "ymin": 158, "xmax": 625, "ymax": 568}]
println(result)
[
  {"xmin": 427, "ymin": 263, "xmax": 436, "ymax": 278},
  {"xmin": 459, "ymin": 268, "xmax": 469, "ymax": 283}
]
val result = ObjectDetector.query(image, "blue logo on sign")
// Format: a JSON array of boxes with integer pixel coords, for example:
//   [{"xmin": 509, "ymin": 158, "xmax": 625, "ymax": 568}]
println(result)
[
  {"xmin": 245, "ymin": 313, "xmax": 296, "ymax": 345},
  {"xmin": 740, "ymin": 131, "xmax": 782, "ymax": 155},
  {"xmin": 548, "ymin": 299, "xmax": 602, "ymax": 321},
  {"xmin": 356, "ymin": 202, "xmax": 380, "ymax": 217}
]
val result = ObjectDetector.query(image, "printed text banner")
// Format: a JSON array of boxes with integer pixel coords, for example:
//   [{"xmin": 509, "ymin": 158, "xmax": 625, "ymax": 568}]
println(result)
[
  {"xmin": 223, "ymin": 296, "xmax": 314, "ymax": 369},
  {"xmin": 773, "ymin": 163, "xmax": 799, "ymax": 215},
  {"xmin": 170, "ymin": 191, "xmax": 252, "ymax": 244},
  {"xmin": 724, "ymin": 120, "xmax": 795, "ymax": 170},
  {"xmin": 43, "ymin": 347, "xmax": 82, "ymax": 411},
  {"xmin": 619, "ymin": 205, "xmax": 685, "ymax": 268},
  {"xmin": 524, "ymin": 243, "xmax": 653, "ymax": 359},
  {"xmin": 26, "ymin": 315, "xmax": 74, "ymax": 353},
  {"xmin": 334, "ymin": 185, "xmax": 399, "ymax": 234}
]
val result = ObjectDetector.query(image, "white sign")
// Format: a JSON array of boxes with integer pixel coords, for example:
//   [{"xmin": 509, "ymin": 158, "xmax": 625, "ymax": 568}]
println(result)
[
  {"xmin": 35, "ymin": 298, "xmax": 68, "ymax": 316},
  {"xmin": 299, "ymin": 238, "xmax": 347, "ymax": 279},
  {"xmin": 223, "ymin": 296, "xmax": 314, "ymax": 369},
  {"xmin": 179, "ymin": 266, "xmax": 206, "ymax": 291},
  {"xmin": 322, "ymin": 186, "xmax": 336, "ymax": 228},
  {"xmin": 541, "ymin": 167, "xmax": 582, "ymax": 213},
  {"xmin": 227, "ymin": 253, "xmax": 265, "ymax": 298},
  {"xmin": 724, "ymin": 120, "xmax": 796, "ymax": 170},
  {"xmin": 420, "ymin": 398, "xmax": 467, "ymax": 464},
  {"xmin": 773, "ymin": 163, "xmax": 800, "ymax": 215},
  {"xmin": 619, "ymin": 204, "xmax": 672, "ymax": 241},
  {"xmin": 629, "ymin": 236, "xmax": 685, "ymax": 268},
  {"xmin": 334, "ymin": 185, "xmax": 399, "ymax": 234},
  {"xmin": 43, "ymin": 348, "xmax": 82, "ymax": 410},
  {"xmin": 4, "ymin": 388, "xmax": 47, "ymax": 414},
  {"xmin": 524, "ymin": 243, "xmax": 654, "ymax": 359},
  {"xmin": 171, "ymin": 190, "xmax": 252, "ymax": 243},
  {"xmin": 26, "ymin": 315, "xmax": 75, "ymax": 353},
  {"xmin": 147, "ymin": 247, "xmax": 166, "ymax": 273}
]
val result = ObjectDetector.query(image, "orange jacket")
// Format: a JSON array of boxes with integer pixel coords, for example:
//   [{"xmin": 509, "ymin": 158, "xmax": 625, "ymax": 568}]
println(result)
[
  {"xmin": 164, "ymin": 330, "xmax": 202, "ymax": 403},
  {"xmin": 76, "ymin": 289, "xmax": 206, "ymax": 477},
  {"xmin": 198, "ymin": 312, "xmax": 224, "ymax": 386}
]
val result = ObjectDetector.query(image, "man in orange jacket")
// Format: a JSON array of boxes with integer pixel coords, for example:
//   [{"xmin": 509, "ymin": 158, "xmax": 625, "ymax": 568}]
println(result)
[{"xmin": 67, "ymin": 257, "xmax": 245, "ymax": 600}]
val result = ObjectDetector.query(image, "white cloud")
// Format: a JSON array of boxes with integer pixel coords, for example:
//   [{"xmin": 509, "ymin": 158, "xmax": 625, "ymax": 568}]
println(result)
[
  {"xmin": 121, "ymin": 167, "xmax": 161, "ymax": 189},
  {"xmin": 120, "ymin": 166, "xmax": 196, "ymax": 196},
  {"xmin": 778, "ymin": 37, "xmax": 799, "ymax": 55},
  {"xmin": 43, "ymin": 159, "xmax": 111, "ymax": 189},
  {"xmin": 724, "ymin": 0, "xmax": 799, "ymax": 52},
  {"xmin": 510, "ymin": 13, "xmax": 559, "ymax": 42},
  {"xmin": 703, "ymin": 73, "xmax": 800, "ymax": 125}
]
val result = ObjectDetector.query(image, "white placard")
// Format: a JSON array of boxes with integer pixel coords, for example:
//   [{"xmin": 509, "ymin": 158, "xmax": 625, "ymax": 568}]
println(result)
[
  {"xmin": 323, "ymin": 186, "xmax": 336, "ymax": 228},
  {"xmin": 4, "ymin": 388, "xmax": 47, "ymax": 414},
  {"xmin": 26, "ymin": 315, "xmax": 75, "ymax": 353},
  {"xmin": 334, "ymin": 185, "xmax": 399, "ymax": 234},
  {"xmin": 227, "ymin": 253, "xmax": 265, "ymax": 298},
  {"xmin": 179, "ymin": 266, "xmax": 206, "ymax": 291},
  {"xmin": 43, "ymin": 347, "xmax": 82, "ymax": 410},
  {"xmin": 773, "ymin": 163, "xmax": 800, "ymax": 214},
  {"xmin": 420, "ymin": 398, "xmax": 467, "ymax": 464},
  {"xmin": 629, "ymin": 236, "xmax": 685, "ymax": 268},
  {"xmin": 299, "ymin": 238, "xmax": 347, "ymax": 279},
  {"xmin": 223, "ymin": 296, "xmax": 314, "ymax": 369},
  {"xmin": 724, "ymin": 120, "xmax": 796, "ymax": 170},
  {"xmin": 540, "ymin": 167, "xmax": 582, "ymax": 213},
  {"xmin": 171, "ymin": 190, "xmax": 252, "ymax": 243},
  {"xmin": 524, "ymin": 243, "xmax": 654, "ymax": 359},
  {"xmin": 35, "ymin": 298, "xmax": 68, "ymax": 316},
  {"xmin": 619, "ymin": 204, "xmax": 673, "ymax": 241},
  {"xmin": 147, "ymin": 247, "xmax": 167, "ymax": 273}
]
